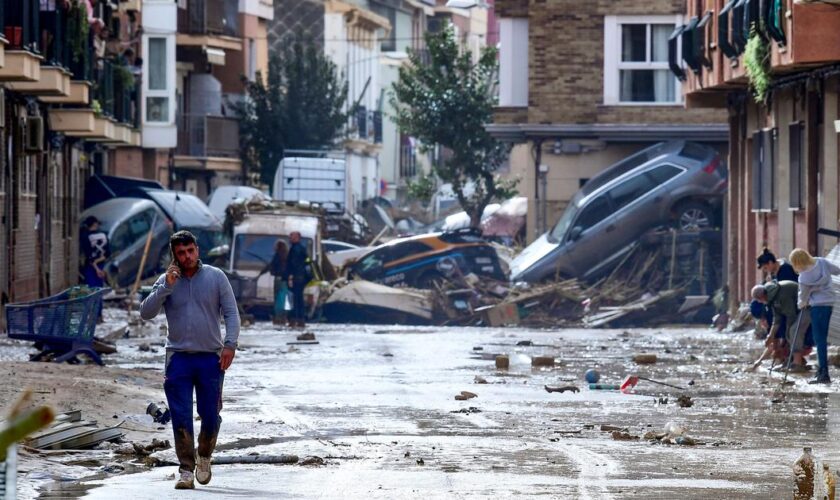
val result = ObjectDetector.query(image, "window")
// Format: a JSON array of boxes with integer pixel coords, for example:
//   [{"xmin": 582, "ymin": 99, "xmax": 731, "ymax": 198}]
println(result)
[
  {"xmin": 789, "ymin": 121, "xmax": 804, "ymax": 210},
  {"xmin": 145, "ymin": 37, "xmax": 170, "ymax": 123},
  {"xmin": 604, "ymin": 16, "xmax": 682, "ymax": 105},
  {"xmin": 110, "ymin": 222, "xmax": 134, "ymax": 254},
  {"xmin": 607, "ymin": 174, "xmax": 656, "ymax": 212},
  {"xmin": 356, "ymin": 252, "xmax": 386, "ymax": 278},
  {"xmin": 127, "ymin": 212, "xmax": 151, "ymax": 238},
  {"xmin": 248, "ymin": 39, "xmax": 257, "ymax": 81},
  {"xmin": 499, "ymin": 18, "xmax": 529, "ymax": 107},
  {"xmin": 648, "ymin": 164, "xmax": 684, "ymax": 185},
  {"xmin": 574, "ymin": 195, "xmax": 613, "ymax": 234},
  {"xmin": 393, "ymin": 242, "xmax": 433, "ymax": 258},
  {"xmin": 751, "ymin": 128, "xmax": 776, "ymax": 211}
]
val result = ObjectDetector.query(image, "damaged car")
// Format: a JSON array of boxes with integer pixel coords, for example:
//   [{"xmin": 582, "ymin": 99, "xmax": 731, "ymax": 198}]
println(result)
[
  {"xmin": 511, "ymin": 141, "xmax": 726, "ymax": 283},
  {"xmin": 348, "ymin": 229, "xmax": 507, "ymax": 288}
]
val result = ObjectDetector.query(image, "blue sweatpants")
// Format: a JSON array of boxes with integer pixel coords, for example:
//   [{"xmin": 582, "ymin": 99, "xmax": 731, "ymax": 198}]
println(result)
[{"xmin": 164, "ymin": 352, "xmax": 225, "ymax": 472}]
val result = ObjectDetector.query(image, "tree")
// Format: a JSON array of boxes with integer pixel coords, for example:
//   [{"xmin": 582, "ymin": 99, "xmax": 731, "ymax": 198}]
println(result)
[
  {"xmin": 236, "ymin": 38, "xmax": 349, "ymax": 185},
  {"xmin": 391, "ymin": 26, "xmax": 516, "ymax": 227}
]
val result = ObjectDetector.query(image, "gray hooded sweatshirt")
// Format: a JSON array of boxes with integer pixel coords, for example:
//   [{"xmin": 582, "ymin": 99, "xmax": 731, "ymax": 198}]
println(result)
[{"xmin": 797, "ymin": 257, "xmax": 840, "ymax": 309}]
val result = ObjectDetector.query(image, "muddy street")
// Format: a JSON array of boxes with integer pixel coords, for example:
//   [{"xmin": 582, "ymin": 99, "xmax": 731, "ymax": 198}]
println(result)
[{"xmin": 17, "ymin": 320, "xmax": 840, "ymax": 499}]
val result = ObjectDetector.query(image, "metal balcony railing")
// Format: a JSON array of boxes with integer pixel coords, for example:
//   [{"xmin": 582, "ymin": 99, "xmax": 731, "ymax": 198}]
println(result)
[
  {"xmin": 3, "ymin": 0, "xmax": 40, "ymax": 52},
  {"xmin": 400, "ymin": 145, "xmax": 417, "ymax": 178},
  {"xmin": 350, "ymin": 107, "xmax": 383, "ymax": 144},
  {"xmin": 178, "ymin": 0, "xmax": 240, "ymax": 38},
  {"xmin": 177, "ymin": 114, "xmax": 240, "ymax": 158}
]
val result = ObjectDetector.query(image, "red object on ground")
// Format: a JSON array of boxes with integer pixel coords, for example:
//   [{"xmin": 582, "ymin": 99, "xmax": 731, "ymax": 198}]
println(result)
[{"xmin": 620, "ymin": 375, "xmax": 639, "ymax": 393}]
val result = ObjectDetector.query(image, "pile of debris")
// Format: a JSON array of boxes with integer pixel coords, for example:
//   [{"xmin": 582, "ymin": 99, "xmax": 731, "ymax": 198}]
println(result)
[
  {"xmin": 26, "ymin": 410, "xmax": 124, "ymax": 451},
  {"xmin": 424, "ymin": 228, "xmax": 721, "ymax": 328}
]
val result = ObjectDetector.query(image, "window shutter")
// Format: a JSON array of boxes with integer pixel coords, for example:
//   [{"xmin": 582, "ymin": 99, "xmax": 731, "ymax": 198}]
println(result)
[
  {"xmin": 789, "ymin": 121, "xmax": 804, "ymax": 209},
  {"xmin": 682, "ymin": 16, "xmax": 701, "ymax": 73},
  {"xmin": 760, "ymin": 128, "xmax": 775, "ymax": 211},
  {"xmin": 718, "ymin": 0, "xmax": 738, "ymax": 58},
  {"xmin": 668, "ymin": 25, "xmax": 686, "ymax": 80},
  {"xmin": 751, "ymin": 130, "xmax": 763, "ymax": 210}
]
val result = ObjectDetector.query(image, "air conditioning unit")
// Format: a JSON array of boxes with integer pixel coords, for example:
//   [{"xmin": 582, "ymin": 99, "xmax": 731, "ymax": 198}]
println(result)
[{"xmin": 25, "ymin": 117, "xmax": 44, "ymax": 153}]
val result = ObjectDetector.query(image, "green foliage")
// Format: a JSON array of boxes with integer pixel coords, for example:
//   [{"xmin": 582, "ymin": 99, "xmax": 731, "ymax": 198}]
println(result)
[
  {"xmin": 68, "ymin": 0, "xmax": 90, "ymax": 64},
  {"xmin": 235, "ymin": 38, "xmax": 349, "ymax": 185},
  {"xmin": 115, "ymin": 64, "xmax": 135, "ymax": 91},
  {"xmin": 406, "ymin": 172, "xmax": 435, "ymax": 205},
  {"xmin": 91, "ymin": 99, "xmax": 102, "ymax": 116},
  {"xmin": 744, "ymin": 30, "xmax": 771, "ymax": 103},
  {"xmin": 391, "ymin": 26, "xmax": 515, "ymax": 227}
]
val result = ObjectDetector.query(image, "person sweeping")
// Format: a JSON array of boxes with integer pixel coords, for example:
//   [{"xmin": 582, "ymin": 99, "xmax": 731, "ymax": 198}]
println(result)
[
  {"xmin": 140, "ymin": 231, "xmax": 240, "ymax": 489},
  {"xmin": 790, "ymin": 248, "xmax": 840, "ymax": 384}
]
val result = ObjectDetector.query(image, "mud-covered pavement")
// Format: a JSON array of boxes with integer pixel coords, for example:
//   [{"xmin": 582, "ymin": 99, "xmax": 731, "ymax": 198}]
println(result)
[{"xmin": 17, "ymin": 318, "xmax": 840, "ymax": 498}]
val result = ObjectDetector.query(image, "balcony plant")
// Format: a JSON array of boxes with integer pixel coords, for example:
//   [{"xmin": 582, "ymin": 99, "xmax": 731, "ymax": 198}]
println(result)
[
  {"xmin": 744, "ymin": 29, "xmax": 771, "ymax": 104},
  {"xmin": 68, "ymin": 0, "xmax": 90, "ymax": 64}
]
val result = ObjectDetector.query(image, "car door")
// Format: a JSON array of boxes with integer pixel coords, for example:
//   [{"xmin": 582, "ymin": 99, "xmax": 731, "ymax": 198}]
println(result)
[
  {"xmin": 605, "ymin": 170, "xmax": 661, "ymax": 240},
  {"xmin": 564, "ymin": 194, "xmax": 617, "ymax": 274},
  {"xmin": 108, "ymin": 220, "xmax": 135, "ymax": 287}
]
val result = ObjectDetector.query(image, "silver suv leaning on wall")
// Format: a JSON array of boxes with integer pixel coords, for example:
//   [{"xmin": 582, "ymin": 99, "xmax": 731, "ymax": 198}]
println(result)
[{"xmin": 510, "ymin": 141, "xmax": 726, "ymax": 283}]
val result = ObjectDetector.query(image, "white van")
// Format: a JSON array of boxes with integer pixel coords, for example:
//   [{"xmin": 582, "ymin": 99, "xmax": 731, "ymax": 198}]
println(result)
[{"xmin": 228, "ymin": 210, "xmax": 323, "ymax": 309}]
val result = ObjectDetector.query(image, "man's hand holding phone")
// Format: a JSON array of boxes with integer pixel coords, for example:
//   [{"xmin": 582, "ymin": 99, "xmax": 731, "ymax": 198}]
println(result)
[{"xmin": 166, "ymin": 261, "xmax": 181, "ymax": 286}]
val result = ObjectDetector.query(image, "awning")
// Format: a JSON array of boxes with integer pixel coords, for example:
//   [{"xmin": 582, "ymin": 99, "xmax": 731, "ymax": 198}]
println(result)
[
  {"xmin": 484, "ymin": 123, "xmax": 730, "ymax": 144},
  {"xmin": 681, "ymin": 16, "xmax": 701, "ymax": 73},
  {"xmin": 668, "ymin": 25, "xmax": 686, "ymax": 81},
  {"xmin": 718, "ymin": 0, "xmax": 739, "ymax": 59}
]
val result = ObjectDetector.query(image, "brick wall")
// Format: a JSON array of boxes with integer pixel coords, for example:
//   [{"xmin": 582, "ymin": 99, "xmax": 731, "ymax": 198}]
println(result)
[{"xmin": 497, "ymin": 0, "xmax": 725, "ymax": 125}]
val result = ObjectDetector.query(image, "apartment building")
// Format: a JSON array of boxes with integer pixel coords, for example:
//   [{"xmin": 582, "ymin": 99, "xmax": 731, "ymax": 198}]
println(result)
[
  {"xmin": 487, "ymin": 0, "xmax": 728, "ymax": 243},
  {"xmin": 0, "ymin": 0, "xmax": 141, "ymax": 307},
  {"xmin": 678, "ymin": 0, "xmax": 840, "ymax": 310},
  {"xmin": 169, "ymin": 0, "xmax": 273, "ymax": 199}
]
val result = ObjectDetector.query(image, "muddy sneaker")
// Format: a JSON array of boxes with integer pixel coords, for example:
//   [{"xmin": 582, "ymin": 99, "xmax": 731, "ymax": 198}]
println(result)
[
  {"xmin": 175, "ymin": 471, "xmax": 195, "ymax": 489},
  {"xmin": 196, "ymin": 456, "xmax": 212, "ymax": 485},
  {"xmin": 788, "ymin": 364, "xmax": 808, "ymax": 373}
]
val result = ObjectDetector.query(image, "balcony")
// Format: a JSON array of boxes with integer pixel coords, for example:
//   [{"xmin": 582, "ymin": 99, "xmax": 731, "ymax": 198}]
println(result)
[
  {"xmin": 678, "ymin": 0, "xmax": 840, "ymax": 106},
  {"xmin": 349, "ymin": 107, "xmax": 383, "ymax": 144},
  {"xmin": 177, "ymin": 0, "xmax": 241, "ymax": 51},
  {"xmin": 176, "ymin": 114, "xmax": 240, "ymax": 159},
  {"xmin": 0, "ymin": 0, "xmax": 42, "ymax": 82}
]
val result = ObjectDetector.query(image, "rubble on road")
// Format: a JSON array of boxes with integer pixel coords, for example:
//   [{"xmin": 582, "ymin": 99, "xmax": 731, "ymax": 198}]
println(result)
[
  {"xmin": 315, "ymin": 227, "xmax": 722, "ymax": 328},
  {"xmin": 26, "ymin": 410, "xmax": 124, "ymax": 451}
]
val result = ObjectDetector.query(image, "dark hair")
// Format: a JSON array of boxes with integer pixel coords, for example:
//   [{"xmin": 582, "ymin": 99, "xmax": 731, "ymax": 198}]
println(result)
[
  {"xmin": 83, "ymin": 215, "xmax": 100, "ymax": 227},
  {"xmin": 756, "ymin": 248, "xmax": 777, "ymax": 269},
  {"xmin": 170, "ymin": 230, "xmax": 197, "ymax": 252}
]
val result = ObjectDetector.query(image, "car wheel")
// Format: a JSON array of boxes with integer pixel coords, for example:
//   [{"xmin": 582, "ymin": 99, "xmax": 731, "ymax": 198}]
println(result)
[{"xmin": 675, "ymin": 202, "xmax": 715, "ymax": 231}]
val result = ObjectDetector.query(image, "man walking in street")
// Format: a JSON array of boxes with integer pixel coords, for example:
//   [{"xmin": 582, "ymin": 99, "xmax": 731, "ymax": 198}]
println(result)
[
  {"xmin": 140, "ymin": 231, "xmax": 240, "ymax": 490},
  {"xmin": 284, "ymin": 231, "xmax": 311, "ymax": 328}
]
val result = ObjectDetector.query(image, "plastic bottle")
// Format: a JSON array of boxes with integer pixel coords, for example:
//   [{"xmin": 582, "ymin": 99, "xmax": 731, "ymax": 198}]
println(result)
[{"xmin": 793, "ymin": 447, "xmax": 815, "ymax": 500}]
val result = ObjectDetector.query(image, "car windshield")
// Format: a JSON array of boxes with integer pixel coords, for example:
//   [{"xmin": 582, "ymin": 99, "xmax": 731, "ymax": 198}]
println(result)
[
  {"xmin": 233, "ymin": 234, "xmax": 313, "ymax": 271},
  {"xmin": 548, "ymin": 201, "xmax": 580, "ymax": 243}
]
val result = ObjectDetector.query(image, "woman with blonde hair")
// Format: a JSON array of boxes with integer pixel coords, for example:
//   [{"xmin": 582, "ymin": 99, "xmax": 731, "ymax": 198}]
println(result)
[{"xmin": 790, "ymin": 248, "xmax": 840, "ymax": 384}]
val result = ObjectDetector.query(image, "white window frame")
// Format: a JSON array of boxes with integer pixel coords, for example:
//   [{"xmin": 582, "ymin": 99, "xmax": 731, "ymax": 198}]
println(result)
[
  {"xmin": 499, "ymin": 18, "xmax": 529, "ymax": 108},
  {"xmin": 142, "ymin": 35, "xmax": 176, "ymax": 125},
  {"xmin": 603, "ymin": 15, "xmax": 683, "ymax": 106}
]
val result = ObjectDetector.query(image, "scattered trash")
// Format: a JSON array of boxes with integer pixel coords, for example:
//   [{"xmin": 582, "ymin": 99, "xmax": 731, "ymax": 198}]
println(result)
[
  {"xmin": 27, "ymin": 410, "xmax": 123, "ymax": 451},
  {"xmin": 589, "ymin": 383, "xmax": 620, "ymax": 390},
  {"xmin": 632, "ymin": 354, "xmax": 657, "ymax": 364},
  {"xmin": 585, "ymin": 369, "xmax": 600, "ymax": 383},
  {"xmin": 531, "ymin": 356, "xmax": 555, "ymax": 367},
  {"xmin": 516, "ymin": 340, "xmax": 533, "ymax": 347},
  {"xmin": 299, "ymin": 456, "xmax": 325, "ymax": 466},
  {"xmin": 620, "ymin": 375, "xmax": 686, "ymax": 393},
  {"xmin": 474, "ymin": 376, "xmax": 488, "ymax": 384},
  {"xmin": 416, "ymin": 458, "xmax": 425, "ymax": 465},
  {"xmin": 450, "ymin": 407, "xmax": 482, "ymax": 414},
  {"xmin": 676, "ymin": 395, "xmax": 694, "ymax": 408},
  {"xmin": 146, "ymin": 402, "xmax": 171, "ymax": 425},
  {"xmin": 296, "ymin": 332, "xmax": 316, "ymax": 341},
  {"xmin": 495, "ymin": 355, "xmax": 510, "ymax": 370},
  {"xmin": 794, "ymin": 447, "xmax": 815, "ymax": 500},
  {"xmin": 611, "ymin": 431, "xmax": 639, "ymax": 441},
  {"xmin": 544, "ymin": 385, "xmax": 579, "ymax": 394},
  {"xmin": 454, "ymin": 391, "xmax": 477, "ymax": 401},
  {"xmin": 131, "ymin": 439, "xmax": 171, "ymax": 457},
  {"xmin": 600, "ymin": 425, "xmax": 626, "ymax": 432}
]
